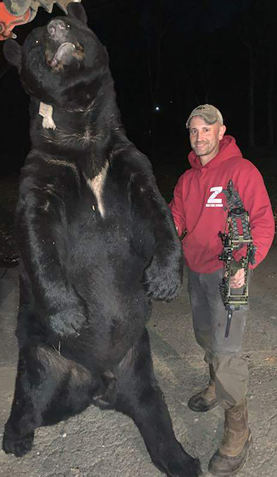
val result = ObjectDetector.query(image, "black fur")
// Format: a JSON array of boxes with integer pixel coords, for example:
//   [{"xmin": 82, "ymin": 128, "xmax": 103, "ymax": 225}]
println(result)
[{"xmin": 2, "ymin": 4, "xmax": 201, "ymax": 476}]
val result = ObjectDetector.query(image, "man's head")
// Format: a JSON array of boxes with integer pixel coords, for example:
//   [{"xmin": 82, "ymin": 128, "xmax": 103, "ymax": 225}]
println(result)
[{"xmin": 186, "ymin": 104, "xmax": 226, "ymax": 165}]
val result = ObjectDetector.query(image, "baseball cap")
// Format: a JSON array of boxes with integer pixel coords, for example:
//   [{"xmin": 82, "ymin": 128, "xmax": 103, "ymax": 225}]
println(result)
[{"xmin": 186, "ymin": 104, "xmax": 224, "ymax": 128}]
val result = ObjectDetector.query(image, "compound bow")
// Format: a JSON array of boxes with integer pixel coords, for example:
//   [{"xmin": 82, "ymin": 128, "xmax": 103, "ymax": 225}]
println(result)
[{"xmin": 219, "ymin": 180, "xmax": 256, "ymax": 338}]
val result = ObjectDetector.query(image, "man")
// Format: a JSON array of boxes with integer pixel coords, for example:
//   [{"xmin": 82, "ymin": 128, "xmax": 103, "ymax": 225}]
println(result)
[{"xmin": 170, "ymin": 104, "xmax": 275, "ymax": 476}]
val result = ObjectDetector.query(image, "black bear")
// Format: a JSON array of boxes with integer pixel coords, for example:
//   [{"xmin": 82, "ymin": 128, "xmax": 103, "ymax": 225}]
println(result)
[{"xmin": 2, "ymin": 4, "xmax": 201, "ymax": 476}]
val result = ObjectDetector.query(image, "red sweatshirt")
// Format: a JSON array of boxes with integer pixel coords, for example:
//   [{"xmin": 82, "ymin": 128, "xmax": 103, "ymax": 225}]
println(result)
[{"xmin": 170, "ymin": 135, "xmax": 275, "ymax": 273}]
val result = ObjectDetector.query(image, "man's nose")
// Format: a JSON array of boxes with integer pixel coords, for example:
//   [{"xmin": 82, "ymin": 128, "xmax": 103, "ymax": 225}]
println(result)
[
  {"xmin": 196, "ymin": 131, "xmax": 203, "ymax": 141},
  {"xmin": 47, "ymin": 19, "xmax": 66, "ymax": 39}
]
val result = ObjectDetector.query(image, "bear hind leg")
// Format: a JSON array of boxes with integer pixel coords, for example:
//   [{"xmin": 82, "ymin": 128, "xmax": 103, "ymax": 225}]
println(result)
[
  {"xmin": 114, "ymin": 330, "xmax": 202, "ymax": 477},
  {"xmin": 2, "ymin": 345, "xmax": 98, "ymax": 457}
]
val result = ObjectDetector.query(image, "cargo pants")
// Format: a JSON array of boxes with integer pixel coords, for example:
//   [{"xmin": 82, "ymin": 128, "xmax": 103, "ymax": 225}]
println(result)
[{"xmin": 187, "ymin": 267, "xmax": 249, "ymax": 410}]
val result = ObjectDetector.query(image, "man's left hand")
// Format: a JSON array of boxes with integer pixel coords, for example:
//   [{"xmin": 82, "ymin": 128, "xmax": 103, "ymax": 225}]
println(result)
[{"xmin": 229, "ymin": 268, "xmax": 245, "ymax": 288}]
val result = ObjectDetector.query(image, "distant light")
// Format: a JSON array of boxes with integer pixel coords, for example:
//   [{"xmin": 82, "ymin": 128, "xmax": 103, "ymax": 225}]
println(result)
[{"xmin": 155, "ymin": 106, "xmax": 160, "ymax": 112}]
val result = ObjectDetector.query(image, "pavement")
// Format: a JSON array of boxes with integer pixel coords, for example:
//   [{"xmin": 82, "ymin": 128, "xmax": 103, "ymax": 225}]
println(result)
[{"xmin": 0, "ymin": 249, "xmax": 276, "ymax": 477}]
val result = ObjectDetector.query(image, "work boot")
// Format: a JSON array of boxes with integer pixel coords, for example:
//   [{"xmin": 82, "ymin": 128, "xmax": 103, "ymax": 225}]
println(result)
[
  {"xmin": 208, "ymin": 398, "xmax": 252, "ymax": 476},
  {"xmin": 188, "ymin": 364, "xmax": 218, "ymax": 412}
]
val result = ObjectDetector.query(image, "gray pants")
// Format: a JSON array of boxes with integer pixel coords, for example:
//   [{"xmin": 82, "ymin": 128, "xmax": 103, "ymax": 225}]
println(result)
[{"xmin": 188, "ymin": 268, "xmax": 249, "ymax": 410}]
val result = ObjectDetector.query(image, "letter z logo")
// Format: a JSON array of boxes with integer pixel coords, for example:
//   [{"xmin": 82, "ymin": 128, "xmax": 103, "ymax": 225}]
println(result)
[{"xmin": 206, "ymin": 186, "xmax": 223, "ymax": 207}]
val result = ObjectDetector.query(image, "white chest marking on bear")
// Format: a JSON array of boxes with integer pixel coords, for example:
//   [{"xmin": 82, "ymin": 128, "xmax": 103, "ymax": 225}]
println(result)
[
  {"xmin": 39, "ymin": 102, "xmax": 56, "ymax": 130},
  {"xmin": 86, "ymin": 162, "xmax": 109, "ymax": 218}
]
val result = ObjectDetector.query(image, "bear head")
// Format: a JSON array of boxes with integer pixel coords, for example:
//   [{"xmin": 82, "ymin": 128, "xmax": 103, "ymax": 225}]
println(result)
[{"xmin": 3, "ymin": 3, "xmax": 110, "ymax": 110}]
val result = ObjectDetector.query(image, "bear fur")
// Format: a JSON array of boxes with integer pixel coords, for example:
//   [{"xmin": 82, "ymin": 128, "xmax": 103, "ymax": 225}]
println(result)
[{"xmin": 2, "ymin": 4, "xmax": 201, "ymax": 476}]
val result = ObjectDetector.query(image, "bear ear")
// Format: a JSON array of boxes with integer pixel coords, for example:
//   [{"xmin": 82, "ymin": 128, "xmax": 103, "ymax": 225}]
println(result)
[
  {"xmin": 3, "ymin": 39, "xmax": 22, "ymax": 71},
  {"xmin": 67, "ymin": 2, "xmax": 88, "ymax": 24}
]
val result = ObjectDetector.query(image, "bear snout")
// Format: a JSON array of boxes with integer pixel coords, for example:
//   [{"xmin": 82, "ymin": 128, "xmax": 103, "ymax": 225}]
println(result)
[{"xmin": 47, "ymin": 19, "xmax": 67, "ymax": 41}]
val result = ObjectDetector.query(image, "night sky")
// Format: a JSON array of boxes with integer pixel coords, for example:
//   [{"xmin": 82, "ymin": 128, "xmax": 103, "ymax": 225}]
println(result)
[{"xmin": 0, "ymin": 0, "xmax": 277, "ymax": 175}]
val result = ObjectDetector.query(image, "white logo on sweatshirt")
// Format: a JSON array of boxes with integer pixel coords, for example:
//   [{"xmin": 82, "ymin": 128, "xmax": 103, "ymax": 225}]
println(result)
[{"xmin": 206, "ymin": 186, "xmax": 223, "ymax": 207}]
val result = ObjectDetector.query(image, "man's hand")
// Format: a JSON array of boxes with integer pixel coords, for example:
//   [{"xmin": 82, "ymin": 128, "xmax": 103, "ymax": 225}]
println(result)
[
  {"xmin": 0, "ymin": 1, "xmax": 82, "ymax": 41},
  {"xmin": 229, "ymin": 268, "xmax": 245, "ymax": 288}
]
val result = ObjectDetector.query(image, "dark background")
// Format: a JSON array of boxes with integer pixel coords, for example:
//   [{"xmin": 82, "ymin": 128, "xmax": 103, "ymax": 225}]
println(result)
[
  {"xmin": 1, "ymin": 0, "xmax": 277, "ymax": 170},
  {"xmin": 0, "ymin": 0, "xmax": 276, "ymax": 265}
]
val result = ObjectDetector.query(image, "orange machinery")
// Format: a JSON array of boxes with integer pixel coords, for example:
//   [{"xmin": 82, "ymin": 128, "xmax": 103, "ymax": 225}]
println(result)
[{"xmin": 0, "ymin": 0, "xmax": 80, "ymax": 40}]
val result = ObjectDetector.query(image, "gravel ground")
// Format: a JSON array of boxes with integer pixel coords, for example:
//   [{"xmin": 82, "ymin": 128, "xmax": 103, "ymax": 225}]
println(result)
[{"xmin": 0, "ymin": 249, "xmax": 276, "ymax": 477}]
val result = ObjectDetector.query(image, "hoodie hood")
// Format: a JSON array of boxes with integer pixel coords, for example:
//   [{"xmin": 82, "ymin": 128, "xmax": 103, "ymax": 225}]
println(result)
[{"xmin": 188, "ymin": 135, "xmax": 243, "ymax": 170}]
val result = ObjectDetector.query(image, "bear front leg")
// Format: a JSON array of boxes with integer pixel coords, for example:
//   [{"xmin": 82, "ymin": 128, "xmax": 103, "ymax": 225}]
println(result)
[
  {"xmin": 128, "ymin": 165, "xmax": 183, "ymax": 302},
  {"xmin": 16, "ymin": 187, "xmax": 89, "ymax": 340},
  {"xmin": 114, "ymin": 330, "xmax": 202, "ymax": 477}
]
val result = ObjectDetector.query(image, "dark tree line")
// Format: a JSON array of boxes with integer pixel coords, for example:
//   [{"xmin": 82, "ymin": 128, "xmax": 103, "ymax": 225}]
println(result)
[
  {"xmin": 0, "ymin": 0, "xmax": 276, "ymax": 175},
  {"xmin": 140, "ymin": 0, "xmax": 277, "ymax": 151}
]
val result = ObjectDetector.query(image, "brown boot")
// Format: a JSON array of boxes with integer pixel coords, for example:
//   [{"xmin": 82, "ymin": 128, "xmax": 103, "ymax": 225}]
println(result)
[
  {"xmin": 188, "ymin": 364, "xmax": 218, "ymax": 412},
  {"xmin": 208, "ymin": 398, "xmax": 252, "ymax": 476}
]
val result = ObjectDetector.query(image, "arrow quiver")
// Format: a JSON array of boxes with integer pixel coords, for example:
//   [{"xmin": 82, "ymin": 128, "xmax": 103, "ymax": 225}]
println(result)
[{"xmin": 218, "ymin": 180, "xmax": 256, "ymax": 338}]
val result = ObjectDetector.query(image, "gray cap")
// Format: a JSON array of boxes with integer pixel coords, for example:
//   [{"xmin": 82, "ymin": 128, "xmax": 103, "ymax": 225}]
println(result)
[{"xmin": 186, "ymin": 104, "xmax": 224, "ymax": 128}]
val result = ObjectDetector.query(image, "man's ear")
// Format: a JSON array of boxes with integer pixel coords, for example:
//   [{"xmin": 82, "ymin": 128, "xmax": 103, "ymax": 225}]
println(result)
[
  {"xmin": 3, "ymin": 39, "xmax": 22, "ymax": 71},
  {"xmin": 67, "ymin": 2, "xmax": 88, "ymax": 24},
  {"xmin": 219, "ymin": 124, "xmax": 226, "ymax": 140}
]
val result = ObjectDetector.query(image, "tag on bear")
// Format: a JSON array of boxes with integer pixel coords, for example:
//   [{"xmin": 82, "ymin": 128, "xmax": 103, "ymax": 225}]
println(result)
[{"xmin": 39, "ymin": 102, "xmax": 56, "ymax": 130}]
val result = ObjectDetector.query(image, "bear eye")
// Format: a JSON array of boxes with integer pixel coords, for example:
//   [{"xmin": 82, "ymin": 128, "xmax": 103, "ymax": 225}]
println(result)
[{"xmin": 35, "ymin": 39, "xmax": 39, "ymax": 44}]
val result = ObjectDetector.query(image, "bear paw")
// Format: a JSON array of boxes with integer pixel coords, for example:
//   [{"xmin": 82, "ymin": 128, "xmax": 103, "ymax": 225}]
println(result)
[
  {"xmin": 144, "ymin": 256, "xmax": 182, "ymax": 302},
  {"xmin": 48, "ymin": 307, "xmax": 88, "ymax": 339},
  {"xmin": 167, "ymin": 457, "xmax": 202, "ymax": 477},
  {"xmin": 157, "ymin": 452, "xmax": 202, "ymax": 477},
  {"xmin": 2, "ymin": 430, "xmax": 34, "ymax": 457}
]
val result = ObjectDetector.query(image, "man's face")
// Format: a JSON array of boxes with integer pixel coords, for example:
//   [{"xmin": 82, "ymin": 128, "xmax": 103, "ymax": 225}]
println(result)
[{"xmin": 189, "ymin": 116, "xmax": 226, "ymax": 165}]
